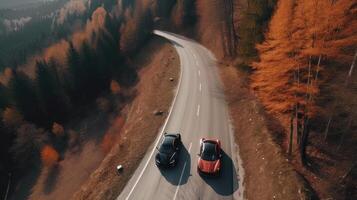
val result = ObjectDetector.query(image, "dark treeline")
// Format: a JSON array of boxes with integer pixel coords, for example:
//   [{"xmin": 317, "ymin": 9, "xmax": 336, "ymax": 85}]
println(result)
[
  {"xmin": 0, "ymin": 0, "xmax": 92, "ymax": 70},
  {"xmin": 236, "ymin": 0, "xmax": 277, "ymax": 67},
  {"xmin": 0, "ymin": 0, "xmax": 154, "ymax": 196}
]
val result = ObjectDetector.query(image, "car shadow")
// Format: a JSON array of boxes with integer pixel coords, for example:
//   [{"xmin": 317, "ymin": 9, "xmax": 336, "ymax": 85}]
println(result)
[
  {"xmin": 158, "ymin": 144, "xmax": 191, "ymax": 186},
  {"xmin": 200, "ymin": 150, "xmax": 239, "ymax": 196}
]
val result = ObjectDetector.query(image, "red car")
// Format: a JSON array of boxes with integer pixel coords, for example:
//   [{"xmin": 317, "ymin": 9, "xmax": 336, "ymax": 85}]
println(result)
[{"xmin": 197, "ymin": 138, "xmax": 222, "ymax": 176}]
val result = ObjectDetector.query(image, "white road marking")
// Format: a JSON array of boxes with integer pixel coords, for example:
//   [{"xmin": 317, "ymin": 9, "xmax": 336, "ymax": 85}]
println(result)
[
  {"xmin": 173, "ymin": 142, "xmax": 192, "ymax": 200},
  {"xmin": 196, "ymin": 60, "xmax": 199, "ymax": 66},
  {"xmin": 198, "ymin": 70, "xmax": 201, "ymax": 76},
  {"xmin": 124, "ymin": 44, "xmax": 184, "ymax": 200},
  {"xmin": 199, "ymin": 83, "xmax": 202, "ymax": 91},
  {"xmin": 193, "ymin": 54, "xmax": 197, "ymax": 59},
  {"xmin": 196, "ymin": 104, "xmax": 200, "ymax": 116}
]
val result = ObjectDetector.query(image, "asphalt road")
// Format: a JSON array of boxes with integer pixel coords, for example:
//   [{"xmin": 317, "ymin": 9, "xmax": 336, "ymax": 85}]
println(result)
[{"xmin": 117, "ymin": 31, "xmax": 244, "ymax": 200}]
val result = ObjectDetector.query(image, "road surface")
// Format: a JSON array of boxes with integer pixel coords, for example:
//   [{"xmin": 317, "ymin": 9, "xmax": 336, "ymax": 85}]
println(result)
[{"xmin": 118, "ymin": 30, "xmax": 244, "ymax": 200}]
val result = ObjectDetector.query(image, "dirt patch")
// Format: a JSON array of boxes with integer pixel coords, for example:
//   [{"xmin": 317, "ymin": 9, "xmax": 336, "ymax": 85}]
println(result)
[
  {"xmin": 218, "ymin": 63, "xmax": 315, "ymax": 200},
  {"xmin": 72, "ymin": 36, "xmax": 180, "ymax": 200}
]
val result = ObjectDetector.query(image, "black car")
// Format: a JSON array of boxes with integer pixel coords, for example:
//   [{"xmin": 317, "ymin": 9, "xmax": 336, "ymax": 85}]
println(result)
[{"xmin": 155, "ymin": 133, "xmax": 182, "ymax": 167}]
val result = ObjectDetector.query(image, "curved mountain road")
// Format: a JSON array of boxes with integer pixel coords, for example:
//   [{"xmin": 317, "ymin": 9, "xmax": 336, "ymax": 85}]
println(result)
[{"xmin": 117, "ymin": 30, "xmax": 244, "ymax": 200}]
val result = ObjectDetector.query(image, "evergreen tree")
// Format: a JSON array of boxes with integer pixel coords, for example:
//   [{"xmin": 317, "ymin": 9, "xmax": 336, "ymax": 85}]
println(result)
[
  {"xmin": 79, "ymin": 41, "xmax": 100, "ymax": 100},
  {"xmin": 66, "ymin": 42, "xmax": 83, "ymax": 104},
  {"xmin": 0, "ymin": 83, "xmax": 9, "ymax": 110},
  {"xmin": 35, "ymin": 59, "xmax": 69, "ymax": 124},
  {"xmin": 8, "ymin": 70, "xmax": 45, "ymax": 125}
]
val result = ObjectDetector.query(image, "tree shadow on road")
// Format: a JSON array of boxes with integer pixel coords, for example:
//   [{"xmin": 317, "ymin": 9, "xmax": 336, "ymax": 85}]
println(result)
[
  {"xmin": 158, "ymin": 144, "xmax": 191, "ymax": 186},
  {"xmin": 200, "ymin": 150, "xmax": 239, "ymax": 196},
  {"xmin": 43, "ymin": 165, "xmax": 61, "ymax": 194}
]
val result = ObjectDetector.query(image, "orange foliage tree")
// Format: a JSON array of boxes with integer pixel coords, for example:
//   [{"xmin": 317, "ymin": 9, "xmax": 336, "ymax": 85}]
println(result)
[
  {"xmin": 252, "ymin": 0, "xmax": 356, "ymax": 118},
  {"xmin": 2, "ymin": 107, "xmax": 24, "ymax": 127},
  {"xmin": 252, "ymin": 0, "xmax": 356, "ymax": 162},
  {"xmin": 41, "ymin": 145, "xmax": 60, "ymax": 167},
  {"xmin": 110, "ymin": 80, "xmax": 121, "ymax": 94}
]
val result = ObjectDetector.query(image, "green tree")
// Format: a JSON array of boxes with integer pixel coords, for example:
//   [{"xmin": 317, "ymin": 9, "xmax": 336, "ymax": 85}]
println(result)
[
  {"xmin": 35, "ymin": 59, "xmax": 69, "ymax": 124},
  {"xmin": 8, "ymin": 70, "xmax": 45, "ymax": 125},
  {"xmin": 0, "ymin": 83, "xmax": 9, "ymax": 110},
  {"xmin": 66, "ymin": 42, "xmax": 82, "ymax": 104}
]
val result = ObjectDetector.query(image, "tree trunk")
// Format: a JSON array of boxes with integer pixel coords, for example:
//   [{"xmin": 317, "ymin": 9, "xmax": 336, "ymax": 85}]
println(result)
[
  {"xmin": 337, "ymin": 117, "xmax": 352, "ymax": 151},
  {"xmin": 288, "ymin": 113, "xmax": 294, "ymax": 155},
  {"xmin": 345, "ymin": 50, "xmax": 357, "ymax": 86},
  {"xmin": 324, "ymin": 116, "xmax": 332, "ymax": 141},
  {"xmin": 300, "ymin": 117, "xmax": 310, "ymax": 166}
]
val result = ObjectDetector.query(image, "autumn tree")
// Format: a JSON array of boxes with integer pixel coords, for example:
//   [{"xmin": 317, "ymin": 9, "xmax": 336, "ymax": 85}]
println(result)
[
  {"xmin": 2, "ymin": 107, "xmax": 24, "ymax": 128},
  {"xmin": 41, "ymin": 145, "xmax": 59, "ymax": 167},
  {"xmin": 110, "ymin": 80, "xmax": 121, "ymax": 95},
  {"xmin": 252, "ymin": 0, "xmax": 357, "ymax": 164},
  {"xmin": 252, "ymin": 0, "xmax": 299, "ymax": 115}
]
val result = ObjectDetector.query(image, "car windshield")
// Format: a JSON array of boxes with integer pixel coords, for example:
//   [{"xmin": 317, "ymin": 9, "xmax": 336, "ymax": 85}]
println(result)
[
  {"xmin": 201, "ymin": 142, "xmax": 218, "ymax": 161},
  {"xmin": 159, "ymin": 136, "xmax": 175, "ymax": 154}
]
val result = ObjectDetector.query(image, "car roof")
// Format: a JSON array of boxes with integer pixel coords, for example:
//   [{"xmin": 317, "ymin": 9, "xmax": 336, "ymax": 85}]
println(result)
[{"xmin": 202, "ymin": 142, "xmax": 217, "ymax": 154}]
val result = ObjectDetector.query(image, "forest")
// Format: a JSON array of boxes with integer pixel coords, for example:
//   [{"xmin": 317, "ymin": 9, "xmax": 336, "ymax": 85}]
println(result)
[
  {"xmin": 249, "ymin": 0, "xmax": 356, "ymax": 199},
  {"xmin": 0, "ymin": 0, "xmax": 355, "ymax": 199},
  {"xmin": 0, "ymin": 0, "xmax": 91, "ymax": 70},
  {"xmin": 0, "ymin": 0, "xmax": 154, "ymax": 197}
]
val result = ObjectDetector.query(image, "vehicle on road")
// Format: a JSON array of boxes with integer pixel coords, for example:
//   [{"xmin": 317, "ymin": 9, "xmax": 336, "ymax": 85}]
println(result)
[
  {"xmin": 155, "ymin": 133, "xmax": 182, "ymax": 167},
  {"xmin": 197, "ymin": 138, "xmax": 222, "ymax": 176}
]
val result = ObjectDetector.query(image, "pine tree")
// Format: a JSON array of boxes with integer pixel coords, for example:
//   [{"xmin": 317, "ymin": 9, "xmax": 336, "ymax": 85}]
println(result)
[
  {"xmin": 8, "ymin": 70, "xmax": 45, "ymax": 125},
  {"xmin": 66, "ymin": 42, "xmax": 82, "ymax": 104},
  {"xmin": 0, "ymin": 83, "xmax": 9, "ymax": 110},
  {"xmin": 35, "ymin": 59, "xmax": 69, "ymax": 124}
]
